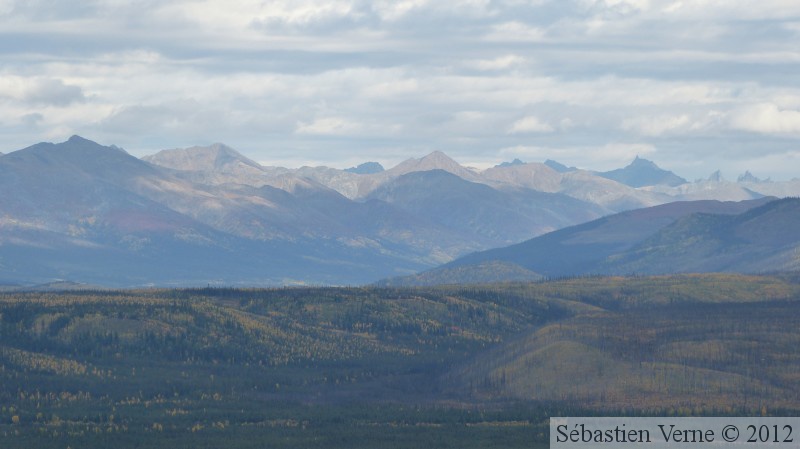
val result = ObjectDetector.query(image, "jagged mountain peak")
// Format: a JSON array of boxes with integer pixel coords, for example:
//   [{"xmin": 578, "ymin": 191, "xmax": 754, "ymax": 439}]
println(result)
[
  {"xmin": 708, "ymin": 170, "xmax": 725, "ymax": 182},
  {"xmin": 738, "ymin": 171, "xmax": 765, "ymax": 183},
  {"xmin": 599, "ymin": 156, "xmax": 687, "ymax": 188},
  {"xmin": 629, "ymin": 155, "xmax": 658, "ymax": 168},
  {"xmin": 495, "ymin": 158, "xmax": 525, "ymax": 168}
]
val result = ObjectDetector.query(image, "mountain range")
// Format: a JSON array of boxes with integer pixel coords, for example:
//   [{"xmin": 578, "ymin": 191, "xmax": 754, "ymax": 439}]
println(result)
[
  {"xmin": 385, "ymin": 197, "xmax": 800, "ymax": 286},
  {"xmin": 2, "ymin": 136, "xmax": 799, "ymax": 287}
]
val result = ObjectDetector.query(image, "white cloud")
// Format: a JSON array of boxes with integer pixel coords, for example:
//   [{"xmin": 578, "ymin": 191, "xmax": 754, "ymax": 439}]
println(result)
[
  {"xmin": 485, "ymin": 21, "xmax": 546, "ymax": 41},
  {"xmin": 1, "ymin": 0, "xmax": 800, "ymax": 180},
  {"xmin": 729, "ymin": 103, "xmax": 800, "ymax": 135},
  {"xmin": 507, "ymin": 116, "xmax": 554, "ymax": 133},
  {"xmin": 468, "ymin": 54, "xmax": 526, "ymax": 71},
  {"xmin": 0, "ymin": 76, "xmax": 85, "ymax": 106},
  {"xmin": 158, "ymin": 0, "xmax": 359, "ymax": 30},
  {"xmin": 371, "ymin": 0, "xmax": 430, "ymax": 21},
  {"xmin": 295, "ymin": 117, "xmax": 363, "ymax": 136},
  {"xmin": 621, "ymin": 114, "xmax": 692, "ymax": 136}
]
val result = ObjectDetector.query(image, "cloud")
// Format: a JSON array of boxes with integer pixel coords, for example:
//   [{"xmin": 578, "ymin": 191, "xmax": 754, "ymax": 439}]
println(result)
[
  {"xmin": 468, "ymin": 54, "xmax": 526, "ymax": 71},
  {"xmin": 507, "ymin": 115, "xmax": 554, "ymax": 133},
  {"xmin": 0, "ymin": 76, "xmax": 85, "ymax": 106},
  {"xmin": 1, "ymin": 0, "xmax": 800, "ymax": 181},
  {"xmin": 23, "ymin": 78, "xmax": 86, "ymax": 106},
  {"xmin": 295, "ymin": 117, "xmax": 363, "ymax": 135},
  {"xmin": 621, "ymin": 114, "xmax": 691, "ymax": 136},
  {"xmin": 371, "ymin": 0, "xmax": 431, "ymax": 21},
  {"xmin": 484, "ymin": 21, "xmax": 546, "ymax": 41},
  {"xmin": 728, "ymin": 103, "xmax": 800, "ymax": 135}
]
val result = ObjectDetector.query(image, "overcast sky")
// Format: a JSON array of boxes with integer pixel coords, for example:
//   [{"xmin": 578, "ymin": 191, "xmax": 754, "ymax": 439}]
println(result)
[{"xmin": 2, "ymin": 0, "xmax": 800, "ymax": 180}]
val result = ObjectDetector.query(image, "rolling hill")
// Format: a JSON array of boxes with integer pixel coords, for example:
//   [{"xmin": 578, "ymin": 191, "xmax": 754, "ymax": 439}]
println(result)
[
  {"xmin": 442, "ymin": 274, "xmax": 800, "ymax": 409},
  {"xmin": 3, "ymin": 275, "xmax": 800, "ymax": 447}
]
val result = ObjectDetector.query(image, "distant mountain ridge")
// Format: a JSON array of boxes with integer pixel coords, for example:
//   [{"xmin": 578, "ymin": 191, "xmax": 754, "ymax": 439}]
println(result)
[
  {"xmin": 141, "ymin": 144, "xmax": 791, "ymax": 211},
  {"xmin": 345, "ymin": 162, "xmax": 384, "ymax": 174},
  {"xmin": 2, "ymin": 135, "xmax": 800, "ymax": 287},
  {"xmin": 544, "ymin": 159, "xmax": 576, "ymax": 173},
  {"xmin": 383, "ymin": 197, "xmax": 798, "ymax": 286},
  {"xmin": 495, "ymin": 158, "xmax": 525, "ymax": 168}
]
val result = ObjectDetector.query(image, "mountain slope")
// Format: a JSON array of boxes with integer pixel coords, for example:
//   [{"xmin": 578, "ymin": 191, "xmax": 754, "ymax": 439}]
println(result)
[
  {"xmin": 604, "ymin": 197, "xmax": 800, "ymax": 274},
  {"xmin": 367, "ymin": 170, "xmax": 605, "ymax": 247},
  {"xmin": 0, "ymin": 137, "xmax": 457, "ymax": 286},
  {"xmin": 142, "ymin": 143, "xmax": 284, "ymax": 188},
  {"xmin": 394, "ymin": 197, "xmax": 777, "ymax": 284},
  {"xmin": 443, "ymin": 275, "xmax": 800, "ymax": 409},
  {"xmin": 143, "ymin": 143, "xmax": 262, "ymax": 172},
  {"xmin": 544, "ymin": 159, "xmax": 575, "ymax": 173},
  {"xmin": 0, "ymin": 137, "xmax": 272, "ymax": 285}
]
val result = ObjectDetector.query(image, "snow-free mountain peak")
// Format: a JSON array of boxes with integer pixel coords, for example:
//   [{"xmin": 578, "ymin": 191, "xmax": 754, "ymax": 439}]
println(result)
[
  {"xmin": 4, "ymin": 135, "xmax": 154, "ymax": 180},
  {"xmin": 387, "ymin": 150, "xmax": 479, "ymax": 180},
  {"xmin": 599, "ymin": 156, "xmax": 687, "ymax": 187},
  {"xmin": 144, "ymin": 143, "xmax": 263, "ymax": 172}
]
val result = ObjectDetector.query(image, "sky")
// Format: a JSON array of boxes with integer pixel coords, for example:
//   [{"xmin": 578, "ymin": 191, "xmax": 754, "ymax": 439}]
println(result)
[{"xmin": 1, "ymin": 0, "xmax": 800, "ymax": 181}]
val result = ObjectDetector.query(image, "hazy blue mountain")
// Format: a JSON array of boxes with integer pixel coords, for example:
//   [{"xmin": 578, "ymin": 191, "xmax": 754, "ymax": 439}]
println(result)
[
  {"xmin": 0, "ymin": 136, "xmax": 453, "ymax": 286},
  {"xmin": 708, "ymin": 170, "xmax": 725, "ymax": 182},
  {"xmin": 397, "ymin": 197, "xmax": 777, "ymax": 282},
  {"xmin": 544, "ymin": 159, "xmax": 576, "ymax": 173},
  {"xmin": 345, "ymin": 161, "xmax": 384, "ymax": 174},
  {"xmin": 0, "ymin": 136, "xmax": 271, "ymax": 285},
  {"xmin": 367, "ymin": 169, "xmax": 605, "ymax": 248},
  {"xmin": 599, "ymin": 156, "xmax": 687, "ymax": 187},
  {"xmin": 738, "ymin": 171, "xmax": 764, "ymax": 183},
  {"xmin": 604, "ymin": 197, "xmax": 800, "ymax": 274},
  {"xmin": 495, "ymin": 158, "xmax": 525, "ymax": 168},
  {"xmin": 4, "ymin": 136, "xmax": 798, "ymax": 287}
]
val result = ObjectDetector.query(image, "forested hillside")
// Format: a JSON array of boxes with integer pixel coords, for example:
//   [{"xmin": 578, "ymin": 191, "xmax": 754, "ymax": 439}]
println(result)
[{"xmin": 1, "ymin": 274, "xmax": 799, "ymax": 447}]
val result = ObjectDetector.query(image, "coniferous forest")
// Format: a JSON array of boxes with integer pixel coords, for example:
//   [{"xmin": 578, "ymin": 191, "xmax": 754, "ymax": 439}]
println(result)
[{"xmin": 2, "ymin": 273, "xmax": 800, "ymax": 448}]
